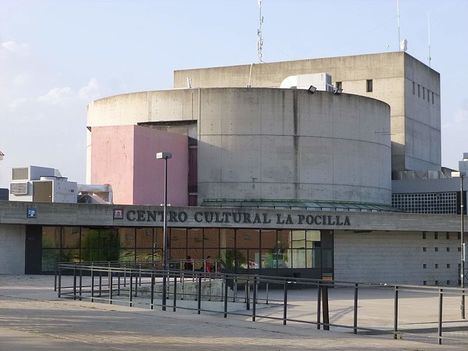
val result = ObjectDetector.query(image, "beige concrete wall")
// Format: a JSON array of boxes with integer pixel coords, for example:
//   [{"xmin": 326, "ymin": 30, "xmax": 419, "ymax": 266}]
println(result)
[
  {"xmin": 174, "ymin": 52, "xmax": 440, "ymax": 172},
  {"xmin": 197, "ymin": 88, "xmax": 391, "ymax": 205},
  {"xmin": 0, "ymin": 224, "xmax": 25, "ymax": 274},
  {"xmin": 334, "ymin": 230, "xmax": 460, "ymax": 285}
]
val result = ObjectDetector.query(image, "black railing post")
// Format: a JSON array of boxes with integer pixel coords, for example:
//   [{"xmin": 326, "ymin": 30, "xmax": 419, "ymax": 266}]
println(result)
[
  {"xmin": 79, "ymin": 267, "xmax": 82, "ymax": 301},
  {"xmin": 353, "ymin": 283, "xmax": 358, "ymax": 334},
  {"xmin": 73, "ymin": 265, "xmax": 77, "ymax": 300},
  {"xmin": 246, "ymin": 278, "xmax": 250, "ymax": 311},
  {"xmin": 129, "ymin": 271, "xmax": 133, "ymax": 307},
  {"xmin": 252, "ymin": 276, "xmax": 257, "ymax": 322},
  {"xmin": 139, "ymin": 263, "xmax": 142, "ymax": 286},
  {"xmin": 173, "ymin": 273, "xmax": 177, "ymax": 312},
  {"xmin": 322, "ymin": 285, "xmax": 330, "ymax": 331},
  {"xmin": 197, "ymin": 274, "xmax": 202, "ymax": 314},
  {"xmin": 394, "ymin": 286, "xmax": 399, "ymax": 339},
  {"xmin": 317, "ymin": 283, "xmax": 321, "ymax": 330},
  {"xmin": 150, "ymin": 272, "xmax": 155, "ymax": 310},
  {"xmin": 233, "ymin": 277, "xmax": 238, "ymax": 302},
  {"xmin": 57, "ymin": 265, "xmax": 62, "ymax": 298},
  {"xmin": 99, "ymin": 270, "xmax": 102, "ymax": 297},
  {"xmin": 134, "ymin": 269, "xmax": 138, "ymax": 297},
  {"xmin": 124, "ymin": 266, "xmax": 127, "ymax": 287},
  {"xmin": 438, "ymin": 288, "xmax": 443, "ymax": 345},
  {"xmin": 265, "ymin": 282, "xmax": 269, "ymax": 304},
  {"xmin": 54, "ymin": 265, "xmax": 57, "ymax": 292},
  {"xmin": 117, "ymin": 270, "xmax": 121, "ymax": 296},
  {"xmin": 108, "ymin": 268, "xmax": 113, "ymax": 305},
  {"xmin": 224, "ymin": 275, "xmax": 228, "ymax": 318},
  {"xmin": 162, "ymin": 271, "xmax": 167, "ymax": 311},
  {"xmin": 91, "ymin": 266, "xmax": 94, "ymax": 302},
  {"xmin": 283, "ymin": 281, "xmax": 288, "ymax": 325}
]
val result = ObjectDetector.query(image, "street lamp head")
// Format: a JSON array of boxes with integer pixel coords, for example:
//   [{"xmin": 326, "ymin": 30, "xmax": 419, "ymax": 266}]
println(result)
[{"xmin": 156, "ymin": 151, "xmax": 172, "ymax": 160}]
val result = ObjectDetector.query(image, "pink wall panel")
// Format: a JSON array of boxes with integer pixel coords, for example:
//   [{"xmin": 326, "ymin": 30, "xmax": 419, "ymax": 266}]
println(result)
[
  {"xmin": 91, "ymin": 126, "xmax": 135, "ymax": 205},
  {"xmin": 133, "ymin": 126, "xmax": 188, "ymax": 206}
]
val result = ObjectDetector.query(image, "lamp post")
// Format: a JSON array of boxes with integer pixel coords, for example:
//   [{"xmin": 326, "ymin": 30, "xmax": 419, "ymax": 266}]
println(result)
[
  {"xmin": 156, "ymin": 151, "xmax": 172, "ymax": 311},
  {"xmin": 461, "ymin": 172, "xmax": 465, "ymax": 319}
]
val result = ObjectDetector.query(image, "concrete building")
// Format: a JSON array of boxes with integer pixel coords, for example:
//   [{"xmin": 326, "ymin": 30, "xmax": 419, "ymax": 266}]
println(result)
[{"xmin": 1, "ymin": 51, "xmax": 465, "ymax": 288}]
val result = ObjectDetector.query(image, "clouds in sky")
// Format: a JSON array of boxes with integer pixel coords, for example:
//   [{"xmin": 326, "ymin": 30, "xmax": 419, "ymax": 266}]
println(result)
[{"xmin": 0, "ymin": 39, "xmax": 104, "ymax": 188}]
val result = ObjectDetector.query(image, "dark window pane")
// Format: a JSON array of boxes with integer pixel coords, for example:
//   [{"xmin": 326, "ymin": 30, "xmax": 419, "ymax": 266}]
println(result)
[
  {"xmin": 170, "ymin": 228, "xmax": 186, "ymax": 248},
  {"xmin": 136, "ymin": 249, "xmax": 153, "ymax": 264},
  {"xmin": 154, "ymin": 228, "xmax": 163, "ymax": 250},
  {"xmin": 136, "ymin": 228, "xmax": 153, "ymax": 248},
  {"xmin": 187, "ymin": 228, "xmax": 203, "ymax": 248},
  {"xmin": 203, "ymin": 228, "xmax": 219, "ymax": 248},
  {"xmin": 236, "ymin": 229, "xmax": 259, "ymax": 249},
  {"xmin": 220, "ymin": 249, "xmax": 237, "ymax": 271},
  {"xmin": 366, "ymin": 79, "xmax": 373, "ymax": 92},
  {"xmin": 81, "ymin": 228, "xmax": 102, "ymax": 249},
  {"xmin": 261, "ymin": 230, "xmax": 276, "ymax": 249},
  {"xmin": 63, "ymin": 227, "xmax": 80, "ymax": 249},
  {"xmin": 119, "ymin": 249, "xmax": 135, "ymax": 263},
  {"xmin": 42, "ymin": 227, "xmax": 60, "ymax": 248},
  {"xmin": 204, "ymin": 248, "xmax": 219, "ymax": 271},
  {"xmin": 119, "ymin": 228, "xmax": 135, "ymax": 248},
  {"xmin": 42, "ymin": 249, "xmax": 60, "ymax": 271},
  {"xmin": 61, "ymin": 249, "xmax": 80, "ymax": 264},
  {"xmin": 220, "ymin": 228, "xmax": 235, "ymax": 248}
]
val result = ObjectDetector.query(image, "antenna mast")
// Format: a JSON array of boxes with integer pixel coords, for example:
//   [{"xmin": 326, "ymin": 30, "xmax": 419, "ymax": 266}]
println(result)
[
  {"xmin": 257, "ymin": 0, "xmax": 264, "ymax": 63},
  {"xmin": 427, "ymin": 13, "xmax": 432, "ymax": 67},
  {"xmin": 397, "ymin": 0, "xmax": 401, "ymax": 50}
]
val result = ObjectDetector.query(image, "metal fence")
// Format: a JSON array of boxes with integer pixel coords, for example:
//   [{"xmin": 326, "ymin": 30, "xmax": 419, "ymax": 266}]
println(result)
[{"xmin": 55, "ymin": 262, "xmax": 468, "ymax": 345}]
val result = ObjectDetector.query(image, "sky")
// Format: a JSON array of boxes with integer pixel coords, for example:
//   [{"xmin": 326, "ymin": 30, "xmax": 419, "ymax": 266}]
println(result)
[{"xmin": 0, "ymin": 0, "xmax": 467, "ymax": 188}]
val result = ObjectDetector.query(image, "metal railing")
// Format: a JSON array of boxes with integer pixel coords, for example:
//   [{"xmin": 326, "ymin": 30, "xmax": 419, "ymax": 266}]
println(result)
[{"xmin": 55, "ymin": 262, "xmax": 468, "ymax": 345}]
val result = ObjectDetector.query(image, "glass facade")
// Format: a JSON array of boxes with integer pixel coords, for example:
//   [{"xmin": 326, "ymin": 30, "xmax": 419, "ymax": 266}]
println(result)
[{"xmin": 40, "ymin": 226, "xmax": 334, "ymax": 276}]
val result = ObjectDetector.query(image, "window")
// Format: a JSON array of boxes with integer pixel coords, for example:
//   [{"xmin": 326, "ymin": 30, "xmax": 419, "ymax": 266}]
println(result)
[
  {"xmin": 423, "ymin": 87, "xmax": 425, "ymax": 99},
  {"xmin": 427, "ymin": 90, "xmax": 430, "ymax": 103},
  {"xmin": 447, "ymin": 280, "xmax": 450, "ymax": 285},
  {"xmin": 435, "ymin": 280, "xmax": 439, "ymax": 285},
  {"xmin": 435, "ymin": 264, "xmax": 438, "ymax": 269},
  {"xmin": 366, "ymin": 79, "xmax": 373, "ymax": 92},
  {"xmin": 336, "ymin": 81, "xmax": 342, "ymax": 90},
  {"xmin": 422, "ymin": 232, "xmax": 426, "ymax": 239},
  {"xmin": 446, "ymin": 233, "xmax": 450, "ymax": 240},
  {"xmin": 447, "ymin": 264, "xmax": 451, "ymax": 268},
  {"xmin": 432, "ymin": 92, "xmax": 434, "ymax": 104},
  {"xmin": 412, "ymin": 81, "xmax": 415, "ymax": 95},
  {"xmin": 434, "ymin": 232, "xmax": 438, "ymax": 239},
  {"xmin": 447, "ymin": 247, "xmax": 450, "ymax": 252},
  {"xmin": 422, "ymin": 247, "xmax": 427, "ymax": 252},
  {"xmin": 423, "ymin": 281, "xmax": 427, "ymax": 285},
  {"xmin": 418, "ymin": 84, "xmax": 421, "ymax": 97},
  {"xmin": 423, "ymin": 264, "xmax": 427, "ymax": 269},
  {"xmin": 435, "ymin": 247, "xmax": 438, "ymax": 252}
]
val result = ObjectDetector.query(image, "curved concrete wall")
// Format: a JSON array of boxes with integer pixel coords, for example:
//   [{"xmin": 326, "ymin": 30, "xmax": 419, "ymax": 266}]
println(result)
[
  {"xmin": 197, "ymin": 88, "xmax": 391, "ymax": 205},
  {"xmin": 88, "ymin": 88, "xmax": 392, "ymax": 205}
]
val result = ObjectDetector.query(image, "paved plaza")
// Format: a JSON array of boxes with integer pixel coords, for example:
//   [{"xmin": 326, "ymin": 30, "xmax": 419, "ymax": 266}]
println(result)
[{"xmin": 0, "ymin": 275, "xmax": 467, "ymax": 350}]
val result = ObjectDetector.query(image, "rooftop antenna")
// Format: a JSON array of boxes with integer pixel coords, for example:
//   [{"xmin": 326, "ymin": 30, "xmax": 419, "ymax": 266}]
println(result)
[
  {"xmin": 396, "ymin": 0, "xmax": 401, "ymax": 50},
  {"xmin": 427, "ymin": 12, "xmax": 432, "ymax": 67},
  {"xmin": 257, "ymin": 0, "xmax": 264, "ymax": 63}
]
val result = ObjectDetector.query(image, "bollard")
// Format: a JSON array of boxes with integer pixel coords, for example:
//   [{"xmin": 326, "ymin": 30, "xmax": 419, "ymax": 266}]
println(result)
[
  {"xmin": 322, "ymin": 285, "xmax": 330, "ymax": 331},
  {"xmin": 353, "ymin": 283, "xmax": 359, "ymax": 334},
  {"xmin": 393, "ymin": 286, "xmax": 399, "ymax": 339},
  {"xmin": 224, "ymin": 275, "xmax": 228, "ymax": 318},
  {"xmin": 283, "ymin": 281, "xmax": 288, "ymax": 325},
  {"xmin": 438, "ymin": 289, "xmax": 443, "ymax": 345}
]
